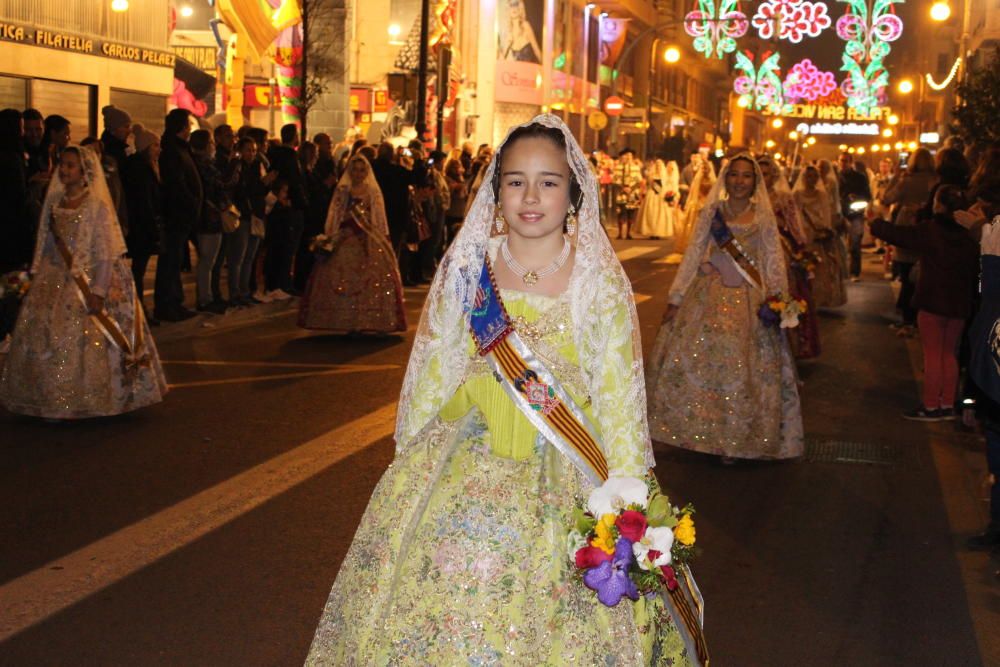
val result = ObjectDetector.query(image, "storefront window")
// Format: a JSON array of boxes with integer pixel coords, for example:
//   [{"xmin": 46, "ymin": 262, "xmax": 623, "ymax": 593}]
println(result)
[
  {"xmin": 0, "ymin": 75, "xmax": 28, "ymax": 110},
  {"xmin": 30, "ymin": 79, "xmax": 94, "ymax": 139},
  {"xmin": 110, "ymin": 89, "xmax": 168, "ymax": 135}
]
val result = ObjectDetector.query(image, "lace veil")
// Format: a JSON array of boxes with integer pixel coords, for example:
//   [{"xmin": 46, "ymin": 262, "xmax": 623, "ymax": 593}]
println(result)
[
  {"xmin": 32, "ymin": 145, "xmax": 127, "ymax": 273},
  {"xmin": 758, "ymin": 154, "xmax": 807, "ymax": 244},
  {"xmin": 394, "ymin": 114, "xmax": 653, "ymax": 471},
  {"xmin": 792, "ymin": 166, "xmax": 834, "ymax": 232},
  {"xmin": 667, "ymin": 154, "xmax": 788, "ymax": 305},
  {"xmin": 325, "ymin": 154, "xmax": 390, "ymax": 238}
]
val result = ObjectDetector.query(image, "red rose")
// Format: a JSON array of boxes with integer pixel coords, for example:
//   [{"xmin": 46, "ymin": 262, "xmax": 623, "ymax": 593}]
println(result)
[
  {"xmin": 575, "ymin": 546, "xmax": 613, "ymax": 569},
  {"xmin": 615, "ymin": 510, "xmax": 648, "ymax": 543}
]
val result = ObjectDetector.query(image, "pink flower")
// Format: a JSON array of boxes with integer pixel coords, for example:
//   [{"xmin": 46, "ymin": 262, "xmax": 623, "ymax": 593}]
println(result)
[{"xmin": 615, "ymin": 510, "xmax": 648, "ymax": 543}]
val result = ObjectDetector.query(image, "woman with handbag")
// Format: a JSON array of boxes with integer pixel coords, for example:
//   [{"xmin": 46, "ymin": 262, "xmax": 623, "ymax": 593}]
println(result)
[{"xmin": 297, "ymin": 155, "xmax": 406, "ymax": 334}]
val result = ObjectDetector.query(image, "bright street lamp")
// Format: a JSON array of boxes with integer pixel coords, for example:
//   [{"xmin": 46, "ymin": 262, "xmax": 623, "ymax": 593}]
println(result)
[
  {"xmin": 771, "ymin": 118, "xmax": 784, "ymax": 129},
  {"xmin": 789, "ymin": 130, "xmax": 799, "ymax": 141},
  {"xmin": 888, "ymin": 114, "xmax": 900, "ymax": 125},
  {"xmin": 930, "ymin": 1, "xmax": 951, "ymax": 21},
  {"xmin": 111, "ymin": 0, "xmax": 129, "ymax": 10},
  {"xmin": 898, "ymin": 79, "xmax": 914, "ymax": 94},
  {"xmin": 882, "ymin": 128, "xmax": 893, "ymax": 138},
  {"xmin": 765, "ymin": 139, "xmax": 776, "ymax": 149},
  {"xmin": 663, "ymin": 46, "xmax": 681, "ymax": 64},
  {"xmin": 807, "ymin": 136, "xmax": 817, "ymax": 145},
  {"xmin": 180, "ymin": 4, "xmax": 194, "ymax": 17}
]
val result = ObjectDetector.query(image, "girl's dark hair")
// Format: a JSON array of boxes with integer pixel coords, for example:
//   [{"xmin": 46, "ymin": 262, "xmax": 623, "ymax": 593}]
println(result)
[
  {"xmin": 935, "ymin": 147, "xmax": 970, "ymax": 187},
  {"xmin": 934, "ymin": 184, "xmax": 966, "ymax": 214},
  {"xmin": 491, "ymin": 123, "xmax": 582, "ymax": 210}
]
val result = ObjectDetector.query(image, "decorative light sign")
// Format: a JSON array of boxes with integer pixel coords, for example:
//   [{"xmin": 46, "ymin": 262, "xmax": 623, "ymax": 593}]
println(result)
[
  {"xmin": 765, "ymin": 103, "xmax": 893, "ymax": 121},
  {"xmin": 919, "ymin": 131, "xmax": 941, "ymax": 143},
  {"xmin": 837, "ymin": 0, "xmax": 904, "ymax": 114},
  {"xmin": 783, "ymin": 59, "xmax": 838, "ymax": 102},
  {"xmin": 753, "ymin": 0, "xmax": 832, "ymax": 43},
  {"xmin": 733, "ymin": 50, "xmax": 783, "ymax": 109},
  {"xmin": 684, "ymin": 0, "xmax": 748, "ymax": 59},
  {"xmin": 926, "ymin": 57, "xmax": 961, "ymax": 90},
  {"xmin": 796, "ymin": 121, "xmax": 880, "ymax": 135}
]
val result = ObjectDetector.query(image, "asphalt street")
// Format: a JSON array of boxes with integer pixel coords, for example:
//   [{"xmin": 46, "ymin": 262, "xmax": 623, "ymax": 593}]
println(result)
[{"xmin": 0, "ymin": 238, "xmax": 996, "ymax": 666}]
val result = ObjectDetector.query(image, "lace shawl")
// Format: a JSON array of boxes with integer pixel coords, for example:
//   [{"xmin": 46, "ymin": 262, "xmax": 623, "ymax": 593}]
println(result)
[
  {"xmin": 324, "ymin": 156, "xmax": 390, "ymax": 238},
  {"xmin": 394, "ymin": 114, "xmax": 654, "ymax": 475},
  {"xmin": 667, "ymin": 155, "xmax": 788, "ymax": 305}
]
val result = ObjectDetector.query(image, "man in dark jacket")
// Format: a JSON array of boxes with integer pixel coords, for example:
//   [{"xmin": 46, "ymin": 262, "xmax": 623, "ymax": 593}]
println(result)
[
  {"xmin": 155, "ymin": 108, "xmax": 202, "ymax": 321},
  {"xmin": 0, "ymin": 109, "xmax": 31, "ymax": 273},
  {"xmin": 837, "ymin": 152, "xmax": 872, "ymax": 280},
  {"xmin": 371, "ymin": 142, "xmax": 416, "ymax": 283},
  {"xmin": 264, "ymin": 124, "xmax": 307, "ymax": 295}
]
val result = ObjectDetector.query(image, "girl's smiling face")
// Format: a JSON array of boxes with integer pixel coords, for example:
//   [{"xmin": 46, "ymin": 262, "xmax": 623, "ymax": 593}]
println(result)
[
  {"xmin": 725, "ymin": 157, "xmax": 757, "ymax": 202},
  {"xmin": 498, "ymin": 136, "xmax": 572, "ymax": 242},
  {"xmin": 58, "ymin": 150, "xmax": 84, "ymax": 188}
]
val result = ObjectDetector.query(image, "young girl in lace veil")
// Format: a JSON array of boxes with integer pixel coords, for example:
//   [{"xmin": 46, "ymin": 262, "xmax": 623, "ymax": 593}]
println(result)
[
  {"xmin": 645, "ymin": 154, "xmax": 804, "ymax": 462},
  {"xmin": 305, "ymin": 115, "xmax": 695, "ymax": 665},
  {"xmin": 0, "ymin": 146, "xmax": 167, "ymax": 419}
]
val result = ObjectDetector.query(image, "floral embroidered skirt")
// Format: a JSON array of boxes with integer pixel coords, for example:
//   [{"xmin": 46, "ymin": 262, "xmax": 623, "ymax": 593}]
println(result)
[
  {"xmin": 810, "ymin": 236, "xmax": 847, "ymax": 308},
  {"xmin": 305, "ymin": 412, "xmax": 691, "ymax": 666},
  {"xmin": 645, "ymin": 271, "xmax": 804, "ymax": 460}
]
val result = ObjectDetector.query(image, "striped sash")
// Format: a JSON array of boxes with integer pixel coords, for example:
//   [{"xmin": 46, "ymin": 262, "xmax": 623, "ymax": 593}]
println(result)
[{"xmin": 469, "ymin": 258, "xmax": 608, "ymax": 485}]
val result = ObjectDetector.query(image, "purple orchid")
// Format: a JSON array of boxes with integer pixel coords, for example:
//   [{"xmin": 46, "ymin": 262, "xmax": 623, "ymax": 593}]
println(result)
[
  {"xmin": 758, "ymin": 301, "xmax": 781, "ymax": 328},
  {"xmin": 583, "ymin": 538, "xmax": 640, "ymax": 606}
]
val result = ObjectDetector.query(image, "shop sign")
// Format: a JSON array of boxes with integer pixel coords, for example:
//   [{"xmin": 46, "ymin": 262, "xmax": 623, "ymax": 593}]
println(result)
[
  {"xmin": 350, "ymin": 88, "xmax": 373, "ymax": 113},
  {"xmin": 764, "ymin": 102, "xmax": 891, "ymax": 122},
  {"xmin": 373, "ymin": 90, "xmax": 389, "ymax": 113},
  {"xmin": 0, "ymin": 21, "xmax": 176, "ymax": 68},
  {"xmin": 495, "ymin": 60, "xmax": 543, "ymax": 105}
]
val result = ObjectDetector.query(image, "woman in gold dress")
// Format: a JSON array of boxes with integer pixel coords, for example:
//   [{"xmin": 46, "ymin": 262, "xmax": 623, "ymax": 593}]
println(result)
[{"xmin": 645, "ymin": 154, "xmax": 804, "ymax": 461}]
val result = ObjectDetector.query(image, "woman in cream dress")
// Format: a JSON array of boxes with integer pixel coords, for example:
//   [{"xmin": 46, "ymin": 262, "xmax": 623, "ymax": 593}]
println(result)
[{"xmin": 635, "ymin": 159, "xmax": 679, "ymax": 239}]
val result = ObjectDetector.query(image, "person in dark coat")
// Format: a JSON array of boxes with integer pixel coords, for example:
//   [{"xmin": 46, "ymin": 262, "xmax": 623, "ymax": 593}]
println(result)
[
  {"xmin": 0, "ymin": 109, "xmax": 31, "ymax": 273},
  {"xmin": 155, "ymin": 108, "xmax": 202, "ymax": 321},
  {"xmin": 264, "ymin": 124, "xmax": 307, "ymax": 295},
  {"xmin": 191, "ymin": 129, "xmax": 229, "ymax": 314},
  {"xmin": 121, "ymin": 125, "xmax": 164, "ymax": 325},
  {"xmin": 837, "ymin": 151, "xmax": 873, "ymax": 280},
  {"xmin": 870, "ymin": 185, "xmax": 980, "ymax": 421},
  {"xmin": 372, "ymin": 142, "xmax": 416, "ymax": 283}
]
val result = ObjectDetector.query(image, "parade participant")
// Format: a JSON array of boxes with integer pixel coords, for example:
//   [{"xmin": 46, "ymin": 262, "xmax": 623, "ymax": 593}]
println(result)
[
  {"xmin": 794, "ymin": 165, "xmax": 847, "ymax": 308},
  {"xmin": 305, "ymin": 115, "xmax": 698, "ymax": 665},
  {"xmin": 297, "ymin": 154, "xmax": 406, "ymax": 334},
  {"xmin": 635, "ymin": 158, "xmax": 679, "ymax": 239},
  {"xmin": 666, "ymin": 156, "xmax": 716, "ymax": 264},
  {"xmin": 0, "ymin": 146, "xmax": 166, "ymax": 419},
  {"xmin": 645, "ymin": 154, "xmax": 804, "ymax": 462},
  {"xmin": 759, "ymin": 155, "xmax": 820, "ymax": 360},
  {"xmin": 613, "ymin": 148, "xmax": 642, "ymax": 239}
]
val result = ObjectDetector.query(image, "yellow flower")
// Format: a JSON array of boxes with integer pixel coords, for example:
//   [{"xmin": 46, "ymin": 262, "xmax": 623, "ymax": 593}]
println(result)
[
  {"xmin": 769, "ymin": 301, "xmax": 783, "ymax": 312},
  {"xmin": 674, "ymin": 514, "xmax": 696, "ymax": 546},
  {"xmin": 592, "ymin": 513, "xmax": 617, "ymax": 555}
]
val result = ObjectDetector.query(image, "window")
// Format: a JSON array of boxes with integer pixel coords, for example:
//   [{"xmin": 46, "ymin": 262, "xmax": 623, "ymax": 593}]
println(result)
[
  {"xmin": 110, "ymin": 89, "xmax": 168, "ymax": 135},
  {"xmin": 30, "ymin": 79, "xmax": 94, "ymax": 139},
  {"xmin": 0, "ymin": 75, "xmax": 28, "ymax": 110}
]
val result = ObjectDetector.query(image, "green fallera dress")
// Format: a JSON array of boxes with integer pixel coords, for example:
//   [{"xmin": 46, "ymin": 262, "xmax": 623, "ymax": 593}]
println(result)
[{"xmin": 305, "ymin": 288, "xmax": 691, "ymax": 665}]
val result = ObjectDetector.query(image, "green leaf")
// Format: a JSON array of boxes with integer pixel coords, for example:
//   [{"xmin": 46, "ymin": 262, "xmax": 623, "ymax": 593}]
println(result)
[
  {"xmin": 573, "ymin": 507, "xmax": 597, "ymax": 534},
  {"xmin": 647, "ymin": 494, "xmax": 677, "ymax": 527}
]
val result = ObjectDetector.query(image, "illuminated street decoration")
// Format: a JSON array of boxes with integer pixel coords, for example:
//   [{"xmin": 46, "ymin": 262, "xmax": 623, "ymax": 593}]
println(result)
[
  {"xmin": 837, "ymin": 0, "xmax": 904, "ymax": 114},
  {"xmin": 926, "ymin": 56, "xmax": 961, "ymax": 90},
  {"xmin": 733, "ymin": 50, "xmax": 783, "ymax": 109},
  {"xmin": 783, "ymin": 59, "xmax": 838, "ymax": 101},
  {"xmin": 752, "ymin": 0, "xmax": 831, "ymax": 42},
  {"xmin": 684, "ymin": 0, "xmax": 749, "ymax": 59},
  {"xmin": 795, "ymin": 120, "xmax": 880, "ymax": 135}
]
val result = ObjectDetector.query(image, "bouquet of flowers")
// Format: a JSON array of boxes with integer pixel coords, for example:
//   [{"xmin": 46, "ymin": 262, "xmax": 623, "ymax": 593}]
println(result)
[
  {"xmin": 758, "ymin": 293, "xmax": 806, "ymax": 329},
  {"xmin": 568, "ymin": 476, "xmax": 697, "ymax": 607},
  {"xmin": 308, "ymin": 233, "xmax": 335, "ymax": 258},
  {"xmin": 0, "ymin": 271, "xmax": 30, "ymax": 302},
  {"xmin": 790, "ymin": 247, "xmax": 821, "ymax": 278}
]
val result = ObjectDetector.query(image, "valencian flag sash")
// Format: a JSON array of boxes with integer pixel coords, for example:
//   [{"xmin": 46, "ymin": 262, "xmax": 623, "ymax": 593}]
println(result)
[
  {"xmin": 469, "ymin": 257, "xmax": 710, "ymax": 666},
  {"xmin": 49, "ymin": 216, "xmax": 148, "ymax": 368},
  {"xmin": 710, "ymin": 207, "xmax": 763, "ymax": 292},
  {"xmin": 469, "ymin": 257, "xmax": 608, "ymax": 485}
]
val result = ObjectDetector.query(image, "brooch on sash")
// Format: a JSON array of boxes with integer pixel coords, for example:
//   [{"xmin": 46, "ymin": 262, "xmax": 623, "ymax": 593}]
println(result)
[{"xmin": 514, "ymin": 369, "xmax": 560, "ymax": 415}]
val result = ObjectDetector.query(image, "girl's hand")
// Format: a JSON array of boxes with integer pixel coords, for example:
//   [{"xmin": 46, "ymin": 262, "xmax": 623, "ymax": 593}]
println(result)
[
  {"xmin": 86, "ymin": 293, "xmax": 105, "ymax": 315},
  {"xmin": 661, "ymin": 304, "xmax": 679, "ymax": 324}
]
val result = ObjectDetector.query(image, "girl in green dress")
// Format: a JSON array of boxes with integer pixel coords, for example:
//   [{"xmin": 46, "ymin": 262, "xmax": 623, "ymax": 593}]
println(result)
[{"xmin": 305, "ymin": 115, "xmax": 694, "ymax": 666}]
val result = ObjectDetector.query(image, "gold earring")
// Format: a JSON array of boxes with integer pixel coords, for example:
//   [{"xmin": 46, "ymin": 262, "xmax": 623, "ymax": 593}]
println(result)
[
  {"xmin": 565, "ymin": 204, "xmax": 578, "ymax": 237},
  {"xmin": 494, "ymin": 205, "xmax": 506, "ymax": 233}
]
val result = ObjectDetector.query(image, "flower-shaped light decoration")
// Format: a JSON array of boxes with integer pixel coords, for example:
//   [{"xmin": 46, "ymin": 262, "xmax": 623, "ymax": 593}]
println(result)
[
  {"xmin": 753, "ymin": 0, "xmax": 831, "ymax": 42},
  {"xmin": 684, "ymin": 0, "xmax": 749, "ymax": 59},
  {"xmin": 837, "ymin": 0, "xmax": 904, "ymax": 113},
  {"xmin": 733, "ymin": 50, "xmax": 784, "ymax": 110},
  {"xmin": 783, "ymin": 59, "xmax": 838, "ymax": 102}
]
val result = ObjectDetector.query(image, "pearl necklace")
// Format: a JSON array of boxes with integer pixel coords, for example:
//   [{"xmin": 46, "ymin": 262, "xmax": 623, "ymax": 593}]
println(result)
[{"xmin": 501, "ymin": 237, "xmax": 571, "ymax": 286}]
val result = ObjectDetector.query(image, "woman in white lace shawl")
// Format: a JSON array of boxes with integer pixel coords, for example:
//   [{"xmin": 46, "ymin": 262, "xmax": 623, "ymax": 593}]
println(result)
[
  {"xmin": 305, "ymin": 115, "xmax": 695, "ymax": 665},
  {"xmin": 0, "ymin": 146, "xmax": 167, "ymax": 418},
  {"xmin": 635, "ymin": 158, "xmax": 680, "ymax": 239},
  {"xmin": 794, "ymin": 164, "xmax": 847, "ymax": 307},
  {"xmin": 645, "ymin": 154, "xmax": 804, "ymax": 461},
  {"xmin": 297, "ymin": 154, "xmax": 407, "ymax": 333}
]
